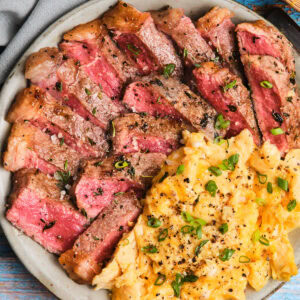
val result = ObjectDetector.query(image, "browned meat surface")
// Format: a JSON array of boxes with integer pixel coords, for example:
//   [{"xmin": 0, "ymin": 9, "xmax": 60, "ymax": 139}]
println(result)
[
  {"xmin": 193, "ymin": 62, "xmax": 260, "ymax": 144},
  {"xmin": 151, "ymin": 7, "xmax": 215, "ymax": 67},
  {"xmin": 236, "ymin": 20, "xmax": 295, "ymax": 75},
  {"xmin": 6, "ymin": 169, "xmax": 87, "ymax": 254},
  {"xmin": 122, "ymin": 76, "xmax": 225, "ymax": 140},
  {"xmin": 7, "ymin": 86, "xmax": 108, "ymax": 158},
  {"xmin": 3, "ymin": 123, "xmax": 82, "ymax": 175},
  {"xmin": 60, "ymin": 19, "xmax": 139, "ymax": 98},
  {"xmin": 240, "ymin": 54, "xmax": 299, "ymax": 151},
  {"xmin": 25, "ymin": 47, "xmax": 124, "ymax": 129},
  {"xmin": 102, "ymin": 1, "xmax": 183, "ymax": 77},
  {"xmin": 112, "ymin": 113, "xmax": 190, "ymax": 154},
  {"xmin": 196, "ymin": 7, "xmax": 242, "ymax": 77},
  {"xmin": 73, "ymin": 152, "xmax": 165, "ymax": 218},
  {"xmin": 59, "ymin": 191, "xmax": 141, "ymax": 283}
]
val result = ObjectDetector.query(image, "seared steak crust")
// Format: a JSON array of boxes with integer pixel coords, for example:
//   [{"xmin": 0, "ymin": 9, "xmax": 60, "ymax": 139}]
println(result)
[
  {"xmin": 59, "ymin": 191, "xmax": 141, "ymax": 283},
  {"xmin": 6, "ymin": 169, "xmax": 87, "ymax": 254},
  {"xmin": 112, "ymin": 113, "xmax": 190, "ymax": 154},
  {"xmin": 102, "ymin": 1, "xmax": 183, "ymax": 77}
]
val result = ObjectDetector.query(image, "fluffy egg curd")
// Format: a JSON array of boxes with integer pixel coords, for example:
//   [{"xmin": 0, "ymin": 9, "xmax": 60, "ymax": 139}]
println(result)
[{"xmin": 93, "ymin": 130, "xmax": 300, "ymax": 300}]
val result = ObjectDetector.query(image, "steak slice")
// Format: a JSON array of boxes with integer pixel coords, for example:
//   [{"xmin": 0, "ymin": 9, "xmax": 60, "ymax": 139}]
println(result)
[
  {"xmin": 102, "ymin": 1, "xmax": 183, "ymax": 77},
  {"xmin": 122, "ymin": 76, "xmax": 225, "ymax": 140},
  {"xmin": 25, "ymin": 47, "xmax": 124, "ymax": 129},
  {"xmin": 59, "ymin": 191, "xmax": 141, "ymax": 283},
  {"xmin": 6, "ymin": 169, "xmax": 87, "ymax": 254},
  {"xmin": 193, "ymin": 62, "xmax": 260, "ymax": 144},
  {"xmin": 7, "ymin": 86, "xmax": 108, "ymax": 158},
  {"xmin": 60, "ymin": 19, "xmax": 139, "ymax": 98},
  {"xmin": 3, "ymin": 123, "xmax": 82, "ymax": 175},
  {"xmin": 196, "ymin": 7, "xmax": 242, "ymax": 77},
  {"xmin": 151, "ymin": 7, "xmax": 215, "ymax": 67},
  {"xmin": 73, "ymin": 152, "xmax": 165, "ymax": 218},
  {"xmin": 236, "ymin": 20, "xmax": 295, "ymax": 75},
  {"xmin": 112, "ymin": 113, "xmax": 190, "ymax": 154},
  {"xmin": 239, "ymin": 54, "xmax": 299, "ymax": 151}
]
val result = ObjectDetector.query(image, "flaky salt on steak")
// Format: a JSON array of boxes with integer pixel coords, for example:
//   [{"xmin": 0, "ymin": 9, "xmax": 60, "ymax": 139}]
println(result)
[
  {"xmin": 102, "ymin": 1, "xmax": 182, "ymax": 77},
  {"xmin": 196, "ymin": 7, "xmax": 242, "ymax": 77},
  {"xmin": 151, "ymin": 7, "xmax": 215, "ymax": 67},
  {"xmin": 25, "ymin": 47, "xmax": 124, "ymax": 129},
  {"xmin": 7, "ymin": 86, "xmax": 108, "ymax": 158},
  {"xmin": 193, "ymin": 62, "xmax": 260, "ymax": 144},
  {"xmin": 3, "ymin": 122, "xmax": 82, "ymax": 175},
  {"xmin": 112, "ymin": 113, "xmax": 191, "ymax": 154},
  {"xmin": 60, "ymin": 19, "xmax": 139, "ymax": 98},
  {"xmin": 73, "ymin": 152, "xmax": 165, "ymax": 219},
  {"xmin": 123, "ymin": 76, "xmax": 225, "ymax": 140},
  {"xmin": 6, "ymin": 169, "xmax": 88, "ymax": 254},
  {"xmin": 59, "ymin": 191, "xmax": 141, "ymax": 283}
]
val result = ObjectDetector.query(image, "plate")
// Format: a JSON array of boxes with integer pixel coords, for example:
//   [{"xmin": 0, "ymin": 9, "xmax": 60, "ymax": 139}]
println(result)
[{"xmin": 0, "ymin": 0, "xmax": 299, "ymax": 299}]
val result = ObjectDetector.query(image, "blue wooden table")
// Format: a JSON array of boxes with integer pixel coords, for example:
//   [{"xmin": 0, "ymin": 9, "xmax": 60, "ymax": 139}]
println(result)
[{"xmin": 0, "ymin": 0, "xmax": 299, "ymax": 299}]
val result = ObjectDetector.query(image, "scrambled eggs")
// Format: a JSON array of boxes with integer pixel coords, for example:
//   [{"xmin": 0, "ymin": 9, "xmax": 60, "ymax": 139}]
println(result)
[{"xmin": 93, "ymin": 130, "xmax": 300, "ymax": 299}]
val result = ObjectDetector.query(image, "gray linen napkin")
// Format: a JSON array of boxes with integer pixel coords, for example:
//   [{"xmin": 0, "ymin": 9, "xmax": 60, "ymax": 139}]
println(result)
[{"xmin": 0, "ymin": 0, "xmax": 89, "ymax": 85}]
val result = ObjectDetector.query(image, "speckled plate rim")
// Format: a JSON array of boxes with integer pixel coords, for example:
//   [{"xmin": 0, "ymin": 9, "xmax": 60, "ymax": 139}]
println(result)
[{"xmin": 0, "ymin": 0, "xmax": 299, "ymax": 299}]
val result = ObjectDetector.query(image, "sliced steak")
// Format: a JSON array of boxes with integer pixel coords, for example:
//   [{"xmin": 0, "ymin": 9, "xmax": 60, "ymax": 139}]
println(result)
[
  {"xmin": 122, "ymin": 76, "xmax": 225, "ymax": 140},
  {"xmin": 151, "ymin": 7, "xmax": 215, "ymax": 67},
  {"xmin": 102, "ymin": 1, "xmax": 183, "ymax": 77},
  {"xmin": 196, "ymin": 7, "xmax": 242, "ymax": 76},
  {"xmin": 73, "ymin": 152, "xmax": 165, "ymax": 218},
  {"xmin": 236, "ymin": 20, "xmax": 295, "ymax": 75},
  {"xmin": 6, "ymin": 169, "xmax": 87, "ymax": 254},
  {"xmin": 112, "ymin": 113, "xmax": 190, "ymax": 154},
  {"xmin": 3, "ymin": 123, "xmax": 82, "ymax": 175},
  {"xmin": 59, "ymin": 191, "xmax": 141, "ymax": 283},
  {"xmin": 7, "ymin": 86, "xmax": 108, "ymax": 158},
  {"xmin": 60, "ymin": 19, "xmax": 139, "ymax": 98},
  {"xmin": 193, "ymin": 62, "xmax": 260, "ymax": 144},
  {"xmin": 25, "ymin": 47, "xmax": 124, "ymax": 129},
  {"xmin": 239, "ymin": 54, "xmax": 299, "ymax": 151}
]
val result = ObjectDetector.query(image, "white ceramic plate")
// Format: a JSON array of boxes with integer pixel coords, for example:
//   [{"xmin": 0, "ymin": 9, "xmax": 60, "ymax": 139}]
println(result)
[{"xmin": 0, "ymin": 0, "xmax": 299, "ymax": 299}]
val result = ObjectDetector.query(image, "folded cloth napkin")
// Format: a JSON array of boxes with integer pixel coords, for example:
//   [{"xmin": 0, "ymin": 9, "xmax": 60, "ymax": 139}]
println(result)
[{"xmin": 0, "ymin": 0, "xmax": 89, "ymax": 85}]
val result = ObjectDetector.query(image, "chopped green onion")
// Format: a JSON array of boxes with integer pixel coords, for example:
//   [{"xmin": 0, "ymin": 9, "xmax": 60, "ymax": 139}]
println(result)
[
  {"xmin": 257, "ymin": 173, "xmax": 267, "ymax": 184},
  {"xmin": 85, "ymin": 88, "xmax": 91, "ymax": 96},
  {"xmin": 156, "ymin": 96, "xmax": 162, "ymax": 104},
  {"xmin": 183, "ymin": 274, "xmax": 198, "ymax": 282},
  {"xmin": 208, "ymin": 166, "xmax": 222, "ymax": 176},
  {"xmin": 259, "ymin": 236, "xmax": 270, "ymax": 246},
  {"xmin": 223, "ymin": 80, "xmax": 237, "ymax": 92},
  {"xmin": 141, "ymin": 245, "xmax": 158, "ymax": 253},
  {"xmin": 113, "ymin": 192, "xmax": 124, "ymax": 196},
  {"xmin": 163, "ymin": 63, "xmax": 175, "ymax": 78},
  {"xmin": 260, "ymin": 81, "xmax": 273, "ymax": 88},
  {"xmin": 171, "ymin": 273, "xmax": 183, "ymax": 297},
  {"xmin": 154, "ymin": 273, "xmax": 166, "ymax": 286},
  {"xmin": 252, "ymin": 229, "xmax": 260, "ymax": 243},
  {"xmin": 205, "ymin": 180, "xmax": 218, "ymax": 197},
  {"xmin": 92, "ymin": 107, "xmax": 97, "ymax": 115},
  {"xmin": 195, "ymin": 240, "xmax": 209, "ymax": 256},
  {"xmin": 94, "ymin": 161, "xmax": 103, "ymax": 167},
  {"xmin": 191, "ymin": 218, "xmax": 207, "ymax": 227},
  {"xmin": 270, "ymin": 128, "xmax": 284, "ymax": 135},
  {"xmin": 239, "ymin": 256, "xmax": 251, "ymax": 263},
  {"xmin": 287, "ymin": 199, "xmax": 297, "ymax": 212},
  {"xmin": 195, "ymin": 225, "xmax": 202, "ymax": 239},
  {"xmin": 176, "ymin": 164, "xmax": 185, "ymax": 175},
  {"xmin": 183, "ymin": 48, "xmax": 188, "ymax": 58},
  {"xmin": 277, "ymin": 177, "xmax": 288, "ymax": 191},
  {"xmin": 213, "ymin": 136, "xmax": 226, "ymax": 145},
  {"xmin": 218, "ymin": 154, "xmax": 239, "ymax": 171},
  {"xmin": 256, "ymin": 198, "xmax": 266, "ymax": 206},
  {"xmin": 127, "ymin": 44, "xmax": 140, "ymax": 55},
  {"xmin": 181, "ymin": 225, "xmax": 194, "ymax": 234},
  {"xmin": 218, "ymin": 223, "xmax": 228, "ymax": 234},
  {"xmin": 158, "ymin": 228, "xmax": 168, "ymax": 242},
  {"xmin": 215, "ymin": 114, "xmax": 230, "ymax": 130},
  {"xmin": 267, "ymin": 182, "xmax": 273, "ymax": 194},
  {"xmin": 219, "ymin": 248, "xmax": 235, "ymax": 261},
  {"xmin": 147, "ymin": 217, "xmax": 162, "ymax": 228},
  {"xmin": 159, "ymin": 172, "xmax": 169, "ymax": 183},
  {"xmin": 111, "ymin": 121, "xmax": 115, "ymax": 137},
  {"xmin": 181, "ymin": 211, "xmax": 194, "ymax": 223},
  {"xmin": 114, "ymin": 160, "xmax": 129, "ymax": 169},
  {"xmin": 64, "ymin": 160, "xmax": 68, "ymax": 170},
  {"xmin": 194, "ymin": 63, "xmax": 201, "ymax": 68}
]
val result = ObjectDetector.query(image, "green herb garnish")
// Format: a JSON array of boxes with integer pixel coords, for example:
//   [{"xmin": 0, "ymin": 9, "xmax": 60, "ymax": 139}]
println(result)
[
  {"xmin": 215, "ymin": 114, "xmax": 230, "ymax": 130},
  {"xmin": 260, "ymin": 81, "xmax": 273, "ymax": 88},
  {"xmin": 163, "ymin": 63, "xmax": 175, "ymax": 78},
  {"xmin": 147, "ymin": 217, "xmax": 162, "ymax": 228},
  {"xmin": 219, "ymin": 248, "xmax": 235, "ymax": 261},
  {"xmin": 205, "ymin": 180, "xmax": 218, "ymax": 197}
]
